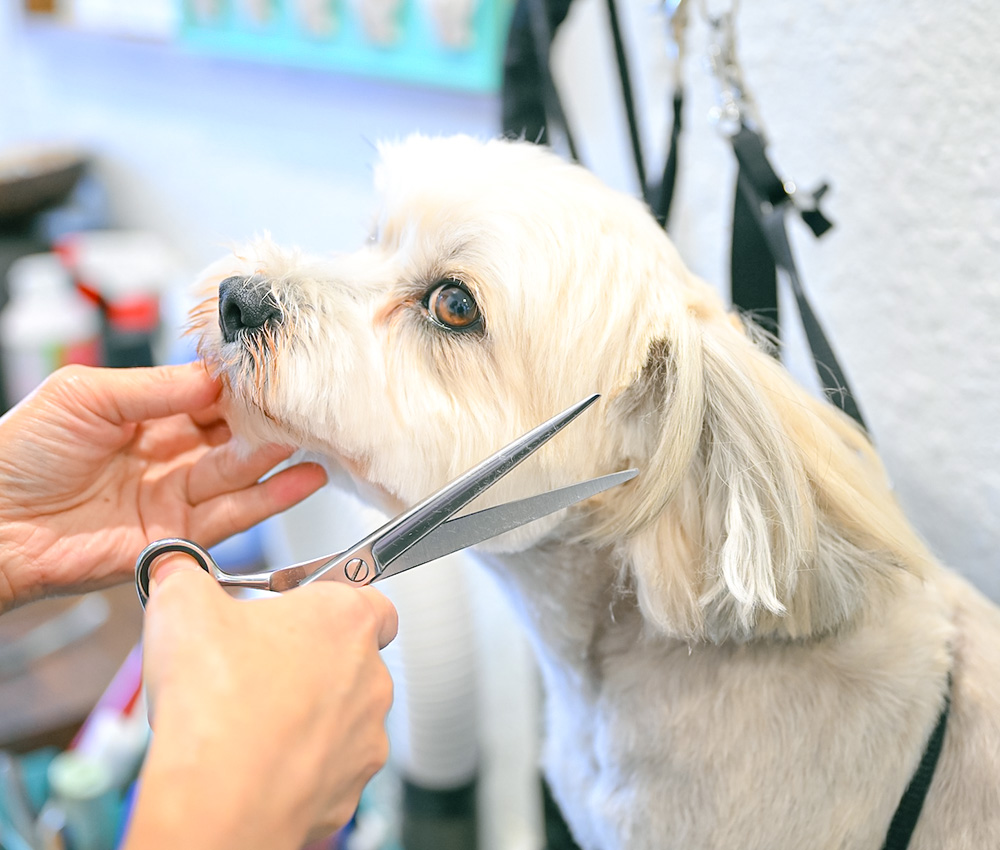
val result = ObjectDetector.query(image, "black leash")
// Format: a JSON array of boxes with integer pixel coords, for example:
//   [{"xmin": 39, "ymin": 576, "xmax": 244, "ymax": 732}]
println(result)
[
  {"xmin": 727, "ymin": 121, "xmax": 868, "ymax": 431},
  {"xmin": 881, "ymin": 681, "xmax": 952, "ymax": 850},
  {"xmin": 501, "ymin": 0, "xmax": 578, "ymax": 157},
  {"xmin": 502, "ymin": 0, "xmax": 684, "ymax": 229},
  {"xmin": 605, "ymin": 0, "xmax": 646, "ymax": 193},
  {"xmin": 654, "ymin": 90, "xmax": 684, "ymax": 227}
]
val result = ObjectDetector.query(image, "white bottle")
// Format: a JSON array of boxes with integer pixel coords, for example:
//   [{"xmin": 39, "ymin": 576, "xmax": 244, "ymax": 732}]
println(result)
[{"xmin": 0, "ymin": 252, "xmax": 101, "ymax": 407}]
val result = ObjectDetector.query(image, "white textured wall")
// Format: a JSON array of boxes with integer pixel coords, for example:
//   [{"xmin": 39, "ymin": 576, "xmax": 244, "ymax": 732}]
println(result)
[{"xmin": 555, "ymin": 0, "xmax": 1000, "ymax": 598}]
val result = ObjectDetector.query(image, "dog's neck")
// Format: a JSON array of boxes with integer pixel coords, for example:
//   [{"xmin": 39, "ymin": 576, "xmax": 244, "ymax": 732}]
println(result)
[
  {"xmin": 475, "ymin": 534, "xmax": 646, "ymax": 699},
  {"xmin": 474, "ymin": 527, "xmax": 954, "ymax": 701}
]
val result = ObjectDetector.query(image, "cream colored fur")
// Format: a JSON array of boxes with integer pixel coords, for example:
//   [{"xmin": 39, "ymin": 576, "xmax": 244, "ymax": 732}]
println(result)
[{"xmin": 191, "ymin": 134, "xmax": 1000, "ymax": 849}]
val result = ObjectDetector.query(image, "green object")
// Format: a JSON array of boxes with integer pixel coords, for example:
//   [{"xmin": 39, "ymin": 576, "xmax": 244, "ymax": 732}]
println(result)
[
  {"xmin": 47, "ymin": 751, "xmax": 122, "ymax": 850},
  {"xmin": 18, "ymin": 746, "xmax": 59, "ymax": 814},
  {"xmin": 180, "ymin": 0, "xmax": 514, "ymax": 94}
]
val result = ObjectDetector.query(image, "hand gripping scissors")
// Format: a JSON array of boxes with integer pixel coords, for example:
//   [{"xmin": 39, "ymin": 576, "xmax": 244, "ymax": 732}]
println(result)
[{"xmin": 135, "ymin": 394, "xmax": 637, "ymax": 608}]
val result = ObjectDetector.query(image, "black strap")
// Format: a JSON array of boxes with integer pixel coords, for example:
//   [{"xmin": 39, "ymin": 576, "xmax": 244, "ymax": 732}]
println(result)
[
  {"xmin": 728, "ymin": 123, "xmax": 867, "ymax": 431},
  {"xmin": 504, "ymin": 2, "xmax": 853, "ymax": 425},
  {"xmin": 501, "ymin": 0, "xmax": 578, "ymax": 158},
  {"xmin": 653, "ymin": 90, "xmax": 684, "ymax": 228},
  {"xmin": 881, "ymin": 683, "xmax": 952, "ymax": 850},
  {"xmin": 731, "ymin": 160, "xmax": 779, "ymax": 336},
  {"xmin": 502, "ymin": 0, "xmax": 683, "ymax": 229},
  {"xmin": 605, "ymin": 0, "xmax": 646, "ymax": 193}
]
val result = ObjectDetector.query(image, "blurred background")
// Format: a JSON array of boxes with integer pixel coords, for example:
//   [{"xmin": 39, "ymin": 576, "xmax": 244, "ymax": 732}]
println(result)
[{"xmin": 0, "ymin": 1, "xmax": 997, "ymax": 849}]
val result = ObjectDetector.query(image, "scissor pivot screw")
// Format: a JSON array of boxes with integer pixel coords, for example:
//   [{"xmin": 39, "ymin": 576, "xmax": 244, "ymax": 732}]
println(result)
[{"xmin": 344, "ymin": 558, "xmax": 371, "ymax": 583}]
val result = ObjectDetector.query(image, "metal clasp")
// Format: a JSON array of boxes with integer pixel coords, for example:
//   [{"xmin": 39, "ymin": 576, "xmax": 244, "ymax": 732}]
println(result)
[{"xmin": 700, "ymin": 0, "xmax": 760, "ymax": 136}]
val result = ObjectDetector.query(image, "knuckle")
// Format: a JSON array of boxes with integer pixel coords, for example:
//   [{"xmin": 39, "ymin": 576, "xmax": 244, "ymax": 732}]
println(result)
[
  {"xmin": 333, "ymin": 589, "xmax": 380, "ymax": 640},
  {"xmin": 358, "ymin": 588, "xmax": 396, "ymax": 637},
  {"xmin": 51, "ymin": 363, "xmax": 85, "ymax": 383},
  {"xmin": 354, "ymin": 603, "xmax": 380, "ymax": 642},
  {"xmin": 218, "ymin": 484, "xmax": 246, "ymax": 525},
  {"xmin": 45, "ymin": 364, "xmax": 91, "ymax": 396},
  {"xmin": 289, "ymin": 585, "xmax": 387, "ymax": 648}
]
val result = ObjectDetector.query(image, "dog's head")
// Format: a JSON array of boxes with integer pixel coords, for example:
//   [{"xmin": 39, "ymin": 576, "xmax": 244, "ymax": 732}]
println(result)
[{"xmin": 193, "ymin": 134, "xmax": 934, "ymax": 643}]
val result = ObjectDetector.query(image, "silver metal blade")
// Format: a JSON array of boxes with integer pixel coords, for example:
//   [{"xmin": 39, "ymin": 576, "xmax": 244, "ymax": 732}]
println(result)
[
  {"xmin": 379, "ymin": 468, "xmax": 637, "ymax": 577},
  {"xmin": 369, "ymin": 394, "xmax": 600, "ymax": 572}
]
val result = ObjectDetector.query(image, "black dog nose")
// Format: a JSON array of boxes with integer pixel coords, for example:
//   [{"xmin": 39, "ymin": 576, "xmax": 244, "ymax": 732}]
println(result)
[{"xmin": 218, "ymin": 275, "xmax": 282, "ymax": 343}]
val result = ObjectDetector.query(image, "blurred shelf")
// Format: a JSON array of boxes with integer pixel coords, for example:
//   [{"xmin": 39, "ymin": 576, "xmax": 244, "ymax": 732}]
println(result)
[{"xmin": 24, "ymin": 0, "xmax": 514, "ymax": 93}]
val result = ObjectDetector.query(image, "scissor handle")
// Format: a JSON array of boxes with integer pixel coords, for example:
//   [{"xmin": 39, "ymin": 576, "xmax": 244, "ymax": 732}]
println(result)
[{"xmin": 135, "ymin": 538, "xmax": 216, "ymax": 610}]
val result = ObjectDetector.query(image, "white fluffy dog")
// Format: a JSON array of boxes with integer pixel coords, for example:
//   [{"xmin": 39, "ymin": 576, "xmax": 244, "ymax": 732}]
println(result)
[{"xmin": 191, "ymin": 135, "xmax": 1000, "ymax": 849}]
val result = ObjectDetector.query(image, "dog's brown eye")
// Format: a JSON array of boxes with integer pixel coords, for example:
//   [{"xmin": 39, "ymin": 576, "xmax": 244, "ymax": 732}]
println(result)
[{"xmin": 427, "ymin": 280, "xmax": 482, "ymax": 331}]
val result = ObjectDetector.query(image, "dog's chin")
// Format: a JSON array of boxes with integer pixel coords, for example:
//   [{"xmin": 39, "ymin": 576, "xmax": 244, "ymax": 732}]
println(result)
[
  {"xmin": 321, "ymin": 454, "xmax": 409, "ymax": 517},
  {"xmin": 301, "ymin": 445, "xmax": 565, "ymax": 554}
]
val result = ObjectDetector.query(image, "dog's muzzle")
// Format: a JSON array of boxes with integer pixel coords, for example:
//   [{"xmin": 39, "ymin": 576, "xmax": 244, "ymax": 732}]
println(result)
[{"xmin": 218, "ymin": 275, "xmax": 282, "ymax": 343}]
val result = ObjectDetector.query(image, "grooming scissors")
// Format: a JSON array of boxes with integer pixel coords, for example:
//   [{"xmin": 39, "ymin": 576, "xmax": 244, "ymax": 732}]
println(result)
[{"xmin": 135, "ymin": 394, "xmax": 637, "ymax": 608}]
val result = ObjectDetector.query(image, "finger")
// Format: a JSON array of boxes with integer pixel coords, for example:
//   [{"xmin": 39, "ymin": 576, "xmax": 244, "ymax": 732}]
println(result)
[
  {"xmin": 189, "ymin": 462, "xmax": 328, "ymax": 546},
  {"xmin": 67, "ymin": 363, "xmax": 222, "ymax": 426},
  {"xmin": 136, "ymin": 415, "xmax": 233, "ymax": 464},
  {"xmin": 187, "ymin": 399, "xmax": 228, "ymax": 430},
  {"xmin": 147, "ymin": 551, "xmax": 217, "ymax": 595},
  {"xmin": 186, "ymin": 442, "xmax": 296, "ymax": 506},
  {"xmin": 356, "ymin": 587, "xmax": 399, "ymax": 649},
  {"xmin": 202, "ymin": 420, "xmax": 232, "ymax": 447}
]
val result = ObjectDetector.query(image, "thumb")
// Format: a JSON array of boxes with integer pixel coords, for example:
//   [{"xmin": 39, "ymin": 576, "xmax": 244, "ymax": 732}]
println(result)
[
  {"xmin": 140, "ymin": 555, "xmax": 226, "ymax": 730},
  {"xmin": 147, "ymin": 550, "xmax": 217, "ymax": 598},
  {"xmin": 65, "ymin": 363, "xmax": 221, "ymax": 426}
]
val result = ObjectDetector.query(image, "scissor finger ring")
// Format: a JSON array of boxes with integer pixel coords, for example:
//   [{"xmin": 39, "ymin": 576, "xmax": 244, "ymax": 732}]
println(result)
[{"xmin": 135, "ymin": 538, "xmax": 216, "ymax": 609}]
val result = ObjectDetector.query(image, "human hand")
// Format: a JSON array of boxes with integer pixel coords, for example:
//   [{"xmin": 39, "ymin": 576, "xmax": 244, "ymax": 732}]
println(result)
[
  {"xmin": 125, "ymin": 560, "xmax": 397, "ymax": 850},
  {"xmin": 0, "ymin": 363, "xmax": 327, "ymax": 611}
]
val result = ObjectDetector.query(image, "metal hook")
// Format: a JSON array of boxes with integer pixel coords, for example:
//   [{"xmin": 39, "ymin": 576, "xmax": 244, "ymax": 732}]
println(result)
[
  {"xmin": 657, "ymin": 0, "xmax": 690, "ymax": 87},
  {"xmin": 699, "ymin": 0, "xmax": 761, "ymax": 136}
]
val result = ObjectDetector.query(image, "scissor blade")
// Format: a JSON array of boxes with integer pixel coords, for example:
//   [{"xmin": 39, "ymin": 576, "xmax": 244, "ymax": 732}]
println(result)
[
  {"xmin": 370, "ymin": 394, "xmax": 601, "ymax": 572},
  {"xmin": 380, "ymin": 468, "xmax": 638, "ymax": 577}
]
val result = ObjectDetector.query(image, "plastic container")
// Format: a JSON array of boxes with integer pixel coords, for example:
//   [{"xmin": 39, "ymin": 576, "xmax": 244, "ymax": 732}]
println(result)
[
  {"xmin": 0, "ymin": 252, "xmax": 101, "ymax": 407},
  {"xmin": 58, "ymin": 231, "xmax": 178, "ymax": 369}
]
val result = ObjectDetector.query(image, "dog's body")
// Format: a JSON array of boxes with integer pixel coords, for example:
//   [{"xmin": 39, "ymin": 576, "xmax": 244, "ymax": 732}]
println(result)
[{"xmin": 192, "ymin": 135, "xmax": 1000, "ymax": 849}]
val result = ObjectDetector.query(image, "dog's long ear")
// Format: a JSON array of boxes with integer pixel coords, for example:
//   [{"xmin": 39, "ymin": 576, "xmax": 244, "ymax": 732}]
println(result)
[{"xmin": 600, "ymin": 310, "xmax": 933, "ymax": 643}]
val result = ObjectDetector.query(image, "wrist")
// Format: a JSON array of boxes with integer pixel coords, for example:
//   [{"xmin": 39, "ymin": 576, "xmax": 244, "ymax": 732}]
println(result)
[{"xmin": 124, "ymin": 713, "xmax": 310, "ymax": 850}]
